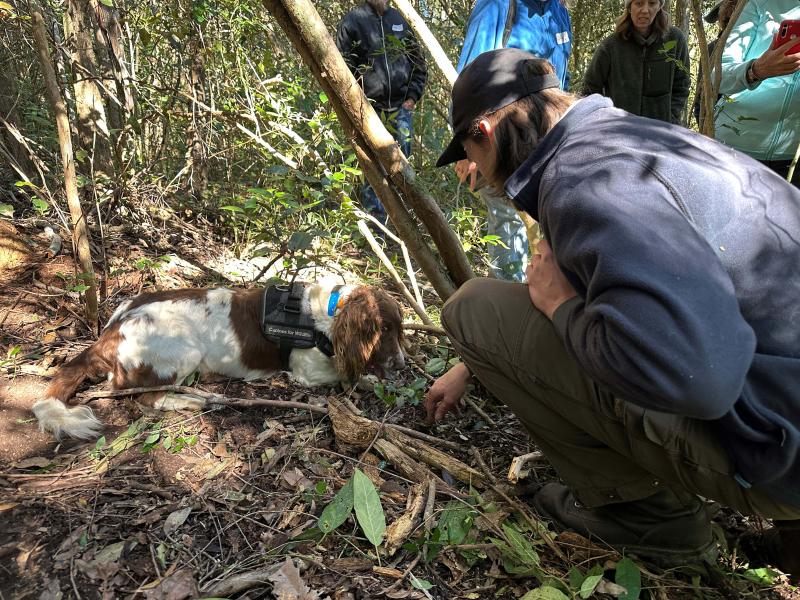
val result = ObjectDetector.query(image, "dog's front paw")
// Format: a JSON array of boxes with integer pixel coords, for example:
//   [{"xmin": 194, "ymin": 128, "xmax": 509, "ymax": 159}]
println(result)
[
  {"xmin": 154, "ymin": 392, "xmax": 207, "ymax": 412},
  {"xmin": 356, "ymin": 373, "xmax": 380, "ymax": 392}
]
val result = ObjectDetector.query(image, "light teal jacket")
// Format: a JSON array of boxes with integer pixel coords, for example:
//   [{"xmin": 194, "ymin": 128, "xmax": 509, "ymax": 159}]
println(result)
[{"xmin": 715, "ymin": 0, "xmax": 800, "ymax": 161}]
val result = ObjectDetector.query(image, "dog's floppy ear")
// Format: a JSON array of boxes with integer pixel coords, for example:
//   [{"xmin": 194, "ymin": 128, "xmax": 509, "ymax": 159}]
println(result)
[{"xmin": 331, "ymin": 288, "xmax": 382, "ymax": 381}]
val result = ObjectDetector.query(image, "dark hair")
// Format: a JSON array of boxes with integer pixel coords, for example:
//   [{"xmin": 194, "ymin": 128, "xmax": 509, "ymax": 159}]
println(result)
[
  {"xmin": 718, "ymin": 0, "xmax": 736, "ymax": 28},
  {"xmin": 462, "ymin": 59, "xmax": 575, "ymax": 191},
  {"xmin": 615, "ymin": 3, "xmax": 670, "ymax": 41}
]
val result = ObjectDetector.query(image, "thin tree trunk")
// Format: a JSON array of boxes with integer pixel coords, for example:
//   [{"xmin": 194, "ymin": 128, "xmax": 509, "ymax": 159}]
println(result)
[
  {"xmin": 263, "ymin": 0, "xmax": 474, "ymax": 299},
  {"xmin": 392, "ymin": 0, "xmax": 457, "ymax": 86},
  {"xmin": 32, "ymin": 12, "xmax": 99, "ymax": 332},
  {"xmin": 673, "ymin": 0, "xmax": 690, "ymax": 36},
  {"xmin": 63, "ymin": 0, "xmax": 113, "ymax": 178},
  {"xmin": 89, "ymin": 0, "xmax": 134, "ymax": 175},
  {"xmin": 690, "ymin": 0, "xmax": 747, "ymax": 138},
  {"xmin": 183, "ymin": 21, "xmax": 208, "ymax": 203}
]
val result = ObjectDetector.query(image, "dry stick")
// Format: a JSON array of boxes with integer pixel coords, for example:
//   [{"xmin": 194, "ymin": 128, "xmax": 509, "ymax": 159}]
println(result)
[
  {"xmin": 31, "ymin": 12, "xmax": 99, "ymax": 333},
  {"xmin": 403, "ymin": 323, "xmax": 447, "ymax": 336},
  {"xmin": 422, "ymin": 479, "xmax": 437, "ymax": 532},
  {"xmin": 200, "ymin": 565, "xmax": 281, "ymax": 597},
  {"xmin": 464, "ymin": 396, "xmax": 497, "ymax": 427},
  {"xmin": 356, "ymin": 219, "xmax": 433, "ymax": 326},
  {"xmin": 78, "ymin": 385, "xmax": 460, "ymax": 450},
  {"xmin": 355, "ymin": 209, "xmax": 425, "ymax": 311},
  {"xmin": 383, "ymin": 553, "xmax": 424, "ymax": 595},
  {"xmin": 470, "ymin": 447, "xmax": 567, "ymax": 562},
  {"xmin": 788, "ymin": 139, "xmax": 800, "ymax": 184}
]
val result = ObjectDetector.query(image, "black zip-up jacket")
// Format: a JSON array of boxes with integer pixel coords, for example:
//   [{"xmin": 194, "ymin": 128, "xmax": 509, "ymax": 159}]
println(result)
[
  {"xmin": 336, "ymin": 3, "xmax": 427, "ymax": 111},
  {"xmin": 506, "ymin": 95, "xmax": 800, "ymax": 508}
]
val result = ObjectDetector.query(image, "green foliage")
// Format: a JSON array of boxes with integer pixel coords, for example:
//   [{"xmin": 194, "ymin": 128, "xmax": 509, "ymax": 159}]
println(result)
[
  {"xmin": 615, "ymin": 557, "xmax": 642, "ymax": 600},
  {"xmin": 352, "ymin": 469, "xmax": 386, "ymax": 547},
  {"xmin": 372, "ymin": 377, "xmax": 427, "ymax": 408},
  {"xmin": 520, "ymin": 587, "xmax": 570, "ymax": 600},
  {"xmin": 317, "ymin": 470, "xmax": 387, "ymax": 550},
  {"xmin": 318, "ymin": 477, "xmax": 355, "ymax": 534}
]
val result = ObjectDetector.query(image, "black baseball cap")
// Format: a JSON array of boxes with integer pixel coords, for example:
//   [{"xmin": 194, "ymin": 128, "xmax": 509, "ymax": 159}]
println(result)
[
  {"xmin": 436, "ymin": 48, "xmax": 560, "ymax": 168},
  {"xmin": 704, "ymin": 0, "xmax": 724, "ymax": 23}
]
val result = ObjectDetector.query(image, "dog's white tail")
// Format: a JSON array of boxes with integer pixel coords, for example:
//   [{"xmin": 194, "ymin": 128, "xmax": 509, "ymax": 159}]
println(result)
[{"xmin": 32, "ymin": 397, "xmax": 102, "ymax": 440}]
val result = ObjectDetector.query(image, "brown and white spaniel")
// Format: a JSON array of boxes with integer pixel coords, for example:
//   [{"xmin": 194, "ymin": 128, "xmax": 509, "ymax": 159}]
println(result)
[{"xmin": 32, "ymin": 281, "xmax": 405, "ymax": 439}]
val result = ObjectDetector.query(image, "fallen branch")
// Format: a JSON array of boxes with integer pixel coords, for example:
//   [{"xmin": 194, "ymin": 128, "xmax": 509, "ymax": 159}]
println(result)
[
  {"xmin": 403, "ymin": 323, "xmax": 447, "ymax": 336},
  {"xmin": 328, "ymin": 397, "xmax": 485, "ymax": 489},
  {"xmin": 200, "ymin": 564, "xmax": 282, "ymax": 597},
  {"xmin": 79, "ymin": 385, "xmax": 459, "ymax": 449}
]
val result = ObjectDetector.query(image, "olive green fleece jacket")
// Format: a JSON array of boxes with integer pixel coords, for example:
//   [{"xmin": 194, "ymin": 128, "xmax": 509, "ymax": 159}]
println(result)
[{"xmin": 583, "ymin": 26, "xmax": 690, "ymax": 124}]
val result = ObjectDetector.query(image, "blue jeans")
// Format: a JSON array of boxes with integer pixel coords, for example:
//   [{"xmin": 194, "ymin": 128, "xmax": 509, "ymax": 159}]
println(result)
[
  {"xmin": 361, "ymin": 107, "xmax": 413, "ymax": 224},
  {"xmin": 481, "ymin": 186, "xmax": 529, "ymax": 282}
]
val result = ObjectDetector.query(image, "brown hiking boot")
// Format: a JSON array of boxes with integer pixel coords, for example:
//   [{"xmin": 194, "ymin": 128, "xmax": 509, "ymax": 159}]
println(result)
[
  {"xmin": 739, "ymin": 520, "xmax": 800, "ymax": 585},
  {"xmin": 532, "ymin": 483, "xmax": 718, "ymax": 567}
]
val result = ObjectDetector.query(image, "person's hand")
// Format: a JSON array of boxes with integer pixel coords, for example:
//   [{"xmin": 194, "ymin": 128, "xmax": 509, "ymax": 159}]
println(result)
[
  {"xmin": 752, "ymin": 35, "xmax": 800, "ymax": 80},
  {"xmin": 424, "ymin": 362, "xmax": 470, "ymax": 424},
  {"xmin": 525, "ymin": 239, "xmax": 578, "ymax": 320},
  {"xmin": 402, "ymin": 99, "xmax": 416, "ymax": 110},
  {"xmin": 454, "ymin": 159, "xmax": 479, "ymax": 190}
]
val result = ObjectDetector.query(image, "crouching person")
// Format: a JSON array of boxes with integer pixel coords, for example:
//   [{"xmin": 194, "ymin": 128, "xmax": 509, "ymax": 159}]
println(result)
[{"xmin": 428, "ymin": 48, "xmax": 800, "ymax": 578}]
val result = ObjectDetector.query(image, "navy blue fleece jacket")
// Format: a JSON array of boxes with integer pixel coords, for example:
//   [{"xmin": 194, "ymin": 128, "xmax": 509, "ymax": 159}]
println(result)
[{"xmin": 505, "ymin": 95, "xmax": 800, "ymax": 507}]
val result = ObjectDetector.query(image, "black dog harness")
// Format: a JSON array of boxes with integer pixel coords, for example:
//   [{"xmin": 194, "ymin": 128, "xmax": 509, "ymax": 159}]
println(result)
[{"xmin": 260, "ymin": 282, "xmax": 341, "ymax": 369}]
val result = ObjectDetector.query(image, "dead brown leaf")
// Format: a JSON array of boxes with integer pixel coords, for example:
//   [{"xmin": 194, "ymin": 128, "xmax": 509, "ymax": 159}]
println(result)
[{"xmin": 268, "ymin": 557, "xmax": 327, "ymax": 600}]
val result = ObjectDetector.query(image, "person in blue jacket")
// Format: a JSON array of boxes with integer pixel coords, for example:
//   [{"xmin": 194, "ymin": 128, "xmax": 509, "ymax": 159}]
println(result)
[
  {"xmin": 429, "ymin": 48, "xmax": 800, "ymax": 579},
  {"xmin": 714, "ymin": 0, "xmax": 800, "ymax": 187},
  {"xmin": 453, "ymin": 0, "xmax": 571, "ymax": 282}
]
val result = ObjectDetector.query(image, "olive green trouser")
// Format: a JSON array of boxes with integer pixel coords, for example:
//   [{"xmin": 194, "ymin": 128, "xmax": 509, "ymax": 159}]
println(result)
[{"xmin": 442, "ymin": 278, "xmax": 800, "ymax": 520}]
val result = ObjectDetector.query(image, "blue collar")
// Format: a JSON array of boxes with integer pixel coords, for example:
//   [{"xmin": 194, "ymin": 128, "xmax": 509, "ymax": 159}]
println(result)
[
  {"xmin": 504, "ymin": 95, "xmax": 613, "ymax": 220},
  {"xmin": 327, "ymin": 287, "xmax": 343, "ymax": 317}
]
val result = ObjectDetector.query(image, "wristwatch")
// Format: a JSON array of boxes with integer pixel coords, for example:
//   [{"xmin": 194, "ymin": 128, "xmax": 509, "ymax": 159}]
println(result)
[{"xmin": 746, "ymin": 60, "xmax": 762, "ymax": 85}]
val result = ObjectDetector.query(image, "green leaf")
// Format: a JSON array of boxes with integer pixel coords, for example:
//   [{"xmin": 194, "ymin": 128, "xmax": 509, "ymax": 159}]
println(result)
[
  {"xmin": 410, "ymin": 576, "xmax": 433, "ymax": 591},
  {"xmin": 425, "ymin": 357, "xmax": 446, "ymax": 375},
  {"xmin": 318, "ymin": 477, "xmax": 354, "ymax": 534},
  {"xmin": 520, "ymin": 587, "xmax": 570, "ymax": 600},
  {"xmin": 437, "ymin": 501, "xmax": 475, "ymax": 545},
  {"xmin": 0, "ymin": 203, "xmax": 13, "ymax": 218},
  {"xmin": 144, "ymin": 431, "xmax": 161, "ymax": 445},
  {"xmin": 502, "ymin": 522, "xmax": 539, "ymax": 569},
  {"xmin": 352, "ymin": 469, "xmax": 385, "ymax": 547},
  {"xmin": 579, "ymin": 574, "xmax": 603, "ymax": 598},
  {"xmin": 94, "ymin": 436, "xmax": 106, "ymax": 451},
  {"xmin": 740, "ymin": 567, "xmax": 776, "ymax": 585},
  {"xmin": 98, "ymin": 0, "xmax": 114, "ymax": 6},
  {"xmin": 615, "ymin": 557, "xmax": 641, "ymax": 600},
  {"xmin": 32, "ymin": 198, "xmax": 48, "ymax": 213}
]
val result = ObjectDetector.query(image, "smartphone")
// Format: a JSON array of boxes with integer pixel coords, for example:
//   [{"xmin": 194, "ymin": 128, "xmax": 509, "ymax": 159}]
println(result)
[{"xmin": 770, "ymin": 19, "xmax": 800, "ymax": 55}]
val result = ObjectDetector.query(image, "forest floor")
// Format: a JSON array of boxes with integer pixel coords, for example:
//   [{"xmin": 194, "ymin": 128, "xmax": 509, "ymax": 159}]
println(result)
[{"xmin": 0, "ymin": 213, "xmax": 798, "ymax": 600}]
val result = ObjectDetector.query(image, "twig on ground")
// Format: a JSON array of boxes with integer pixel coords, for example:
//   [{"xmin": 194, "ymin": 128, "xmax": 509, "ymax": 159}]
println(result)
[
  {"xmin": 79, "ymin": 385, "xmax": 461, "ymax": 449},
  {"xmin": 423, "ymin": 479, "xmax": 436, "ymax": 532},
  {"xmin": 383, "ymin": 552, "xmax": 423, "ymax": 595},
  {"xmin": 403, "ymin": 323, "xmax": 447, "ymax": 336},
  {"xmin": 464, "ymin": 396, "xmax": 496, "ymax": 427}
]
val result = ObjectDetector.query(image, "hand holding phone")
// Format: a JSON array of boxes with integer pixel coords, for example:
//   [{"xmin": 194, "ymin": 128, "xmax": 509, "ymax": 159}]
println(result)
[{"xmin": 770, "ymin": 20, "xmax": 800, "ymax": 56}]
